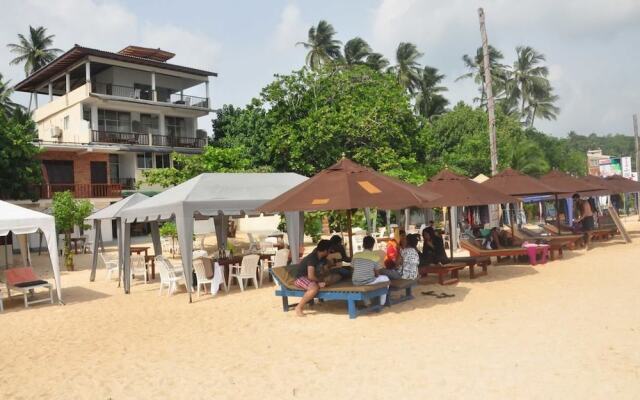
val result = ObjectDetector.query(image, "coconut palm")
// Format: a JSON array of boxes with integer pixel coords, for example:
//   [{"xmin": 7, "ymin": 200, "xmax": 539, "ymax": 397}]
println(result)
[
  {"xmin": 390, "ymin": 42, "xmax": 423, "ymax": 93},
  {"xmin": 0, "ymin": 74, "xmax": 20, "ymax": 115},
  {"xmin": 508, "ymin": 46, "xmax": 550, "ymax": 116},
  {"xmin": 365, "ymin": 53, "xmax": 389, "ymax": 72},
  {"xmin": 456, "ymin": 45, "xmax": 508, "ymax": 105},
  {"xmin": 503, "ymin": 138, "xmax": 549, "ymax": 176},
  {"xmin": 343, "ymin": 37, "xmax": 371, "ymax": 65},
  {"xmin": 414, "ymin": 66, "xmax": 449, "ymax": 121},
  {"xmin": 525, "ymin": 86, "xmax": 560, "ymax": 127},
  {"xmin": 7, "ymin": 26, "xmax": 62, "ymax": 77},
  {"xmin": 297, "ymin": 20, "xmax": 342, "ymax": 70}
]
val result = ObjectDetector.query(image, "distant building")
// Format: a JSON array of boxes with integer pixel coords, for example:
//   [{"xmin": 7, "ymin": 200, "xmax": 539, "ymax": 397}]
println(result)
[{"xmin": 12, "ymin": 45, "xmax": 216, "ymax": 241}]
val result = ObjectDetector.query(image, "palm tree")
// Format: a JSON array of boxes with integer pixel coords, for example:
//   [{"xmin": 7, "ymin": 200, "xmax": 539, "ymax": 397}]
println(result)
[
  {"xmin": 296, "ymin": 20, "xmax": 342, "ymax": 70},
  {"xmin": 525, "ymin": 86, "xmax": 560, "ymax": 127},
  {"xmin": 509, "ymin": 46, "xmax": 550, "ymax": 116},
  {"xmin": 343, "ymin": 37, "xmax": 371, "ymax": 65},
  {"xmin": 365, "ymin": 52, "xmax": 389, "ymax": 72},
  {"xmin": 8, "ymin": 26, "xmax": 62, "ymax": 77},
  {"xmin": 0, "ymin": 74, "xmax": 20, "ymax": 115},
  {"xmin": 391, "ymin": 42, "xmax": 423, "ymax": 93},
  {"xmin": 504, "ymin": 138, "xmax": 549, "ymax": 176},
  {"xmin": 414, "ymin": 66, "xmax": 449, "ymax": 121},
  {"xmin": 456, "ymin": 45, "xmax": 508, "ymax": 105}
]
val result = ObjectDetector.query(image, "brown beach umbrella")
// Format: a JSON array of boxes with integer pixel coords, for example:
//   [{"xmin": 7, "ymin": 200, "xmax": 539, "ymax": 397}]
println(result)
[
  {"xmin": 540, "ymin": 170, "xmax": 605, "ymax": 196},
  {"xmin": 605, "ymin": 175, "xmax": 640, "ymax": 193},
  {"xmin": 580, "ymin": 175, "xmax": 617, "ymax": 196},
  {"xmin": 419, "ymin": 169, "xmax": 518, "ymax": 258},
  {"xmin": 258, "ymin": 158, "xmax": 441, "ymax": 256},
  {"xmin": 482, "ymin": 168, "xmax": 563, "ymax": 197}
]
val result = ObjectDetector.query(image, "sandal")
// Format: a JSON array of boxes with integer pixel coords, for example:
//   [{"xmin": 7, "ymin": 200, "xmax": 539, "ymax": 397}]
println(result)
[{"xmin": 421, "ymin": 290, "xmax": 437, "ymax": 296}]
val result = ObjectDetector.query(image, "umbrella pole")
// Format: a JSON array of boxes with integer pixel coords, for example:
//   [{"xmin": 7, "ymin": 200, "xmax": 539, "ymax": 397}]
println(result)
[
  {"xmin": 448, "ymin": 207, "xmax": 454, "ymax": 260},
  {"xmin": 347, "ymin": 209, "xmax": 354, "ymax": 259},
  {"xmin": 554, "ymin": 194, "xmax": 561, "ymax": 232},
  {"xmin": 510, "ymin": 203, "xmax": 515, "ymax": 239}
]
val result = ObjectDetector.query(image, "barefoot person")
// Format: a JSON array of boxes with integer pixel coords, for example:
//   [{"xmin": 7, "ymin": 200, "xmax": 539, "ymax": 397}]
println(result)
[
  {"xmin": 294, "ymin": 239, "xmax": 331, "ymax": 317},
  {"xmin": 573, "ymin": 193, "xmax": 594, "ymax": 249}
]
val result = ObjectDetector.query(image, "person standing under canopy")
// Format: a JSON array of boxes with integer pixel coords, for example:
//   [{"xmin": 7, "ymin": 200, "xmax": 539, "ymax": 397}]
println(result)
[{"xmin": 573, "ymin": 193, "xmax": 594, "ymax": 250}]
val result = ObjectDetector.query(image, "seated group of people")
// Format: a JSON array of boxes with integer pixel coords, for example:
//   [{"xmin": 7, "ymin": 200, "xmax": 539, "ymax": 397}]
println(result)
[{"xmin": 292, "ymin": 227, "xmax": 452, "ymax": 316}]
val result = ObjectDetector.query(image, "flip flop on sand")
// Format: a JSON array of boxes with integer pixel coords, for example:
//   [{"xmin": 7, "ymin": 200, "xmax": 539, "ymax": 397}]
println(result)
[
  {"xmin": 436, "ymin": 293, "xmax": 455, "ymax": 298},
  {"xmin": 421, "ymin": 291, "xmax": 437, "ymax": 296}
]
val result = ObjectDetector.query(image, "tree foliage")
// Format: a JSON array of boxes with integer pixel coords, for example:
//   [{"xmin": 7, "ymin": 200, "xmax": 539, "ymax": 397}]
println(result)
[
  {"xmin": 51, "ymin": 191, "xmax": 92, "ymax": 271},
  {"xmin": 7, "ymin": 25, "xmax": 62, "ymax": 76},
  {"xmin": 0, "ymin": 109, "xmax": 42, "ymax": 200}
]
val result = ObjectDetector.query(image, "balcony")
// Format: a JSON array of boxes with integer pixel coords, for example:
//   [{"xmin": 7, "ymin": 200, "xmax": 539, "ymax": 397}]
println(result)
[
  {"xmin": 151, "ymin": 134, "xmax": 207, "ymax": 148},
  {"xmin": 92, "ymin": 81, "xmax": 209, "ymax": 109},
  {"xmin": 113, "ymin": 177, "xmax": 136, "ymax": 190},
  {"xmin": 38, "ymin": 183, "xmax": 122, "ymax": 199},
  {"xmin": 92, "ymin": 130, "xmax": 149, "ymax": 145}
]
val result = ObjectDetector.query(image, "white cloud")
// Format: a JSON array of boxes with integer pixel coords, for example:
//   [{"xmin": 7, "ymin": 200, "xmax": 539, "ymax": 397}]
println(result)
[{"xmin": 272, "ymin": 2, "xmax": 307, "ymax": 52}]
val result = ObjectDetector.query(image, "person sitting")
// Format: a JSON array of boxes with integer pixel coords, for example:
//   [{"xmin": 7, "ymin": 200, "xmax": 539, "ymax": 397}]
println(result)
[
  {"xmin": 293, "ymin": 239, "xmax": 331, "ymax": 317},
  {"xmin": 351, "ymin": 235, "xmax": 389, "ymax": 304},
  {"xmin": 384, "ymin": 234, "xmax": 400, "ymax": 269},
  {"xmin": 399, "ymin": 234, "xmax": 420, "ymax": 280},
  {"xmin": 326, "ymin": 235, "xmax": 352, "ymax": 279}
]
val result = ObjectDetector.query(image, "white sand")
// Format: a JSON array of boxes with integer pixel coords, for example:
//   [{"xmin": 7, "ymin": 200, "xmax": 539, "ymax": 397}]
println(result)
[{"xmin": 1, "ymin": 219, "xmax": 640, "ymax": 399}]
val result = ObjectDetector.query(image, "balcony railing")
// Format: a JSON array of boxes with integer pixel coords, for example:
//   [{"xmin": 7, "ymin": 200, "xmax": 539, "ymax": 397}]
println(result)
[
  {"xmin": 92, "ymin": 81, "xmax": 209, "ymax": 108},
  {"xmin": 92, "ymin": 130, "xmax": 149, "ymax": 145},
  {"xmin": 113, "ymin": 178, "xmax": 136, "ymax": 190},
  {"xmin": 152, "ymin": 135, "xmax": 207, "ymax": 148},
  {"xmin": 39, "ymin": 184, "xmax": 122, "ymax": 199}
]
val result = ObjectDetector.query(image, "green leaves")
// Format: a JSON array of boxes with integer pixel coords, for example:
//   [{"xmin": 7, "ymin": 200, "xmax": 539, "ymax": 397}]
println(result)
[{"xmin": 0, "ymin": 109, "xmax": 41, "ymax": 200}]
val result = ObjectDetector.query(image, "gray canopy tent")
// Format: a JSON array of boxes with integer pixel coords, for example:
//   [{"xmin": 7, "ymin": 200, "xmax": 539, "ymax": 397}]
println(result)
[
  {"xmin": 85, "ymin": 193, "xmax": 149, "ymax": 282},
  {"xmin": 118, "ymin": 173, "xmax": 308, "ymax": 302}
]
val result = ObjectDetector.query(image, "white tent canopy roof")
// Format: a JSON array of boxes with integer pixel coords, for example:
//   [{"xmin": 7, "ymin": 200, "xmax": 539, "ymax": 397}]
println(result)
[
  {"xmin": 86, "ymin": 193, "xmax": 149, "ymax": 221},
  {"xmin": 120, "ymin": 173, "xmax": 308, "ymax": 222},
  {"xmin": 0, "ymin": 200, "xmax": 62, "ymax": 302}
]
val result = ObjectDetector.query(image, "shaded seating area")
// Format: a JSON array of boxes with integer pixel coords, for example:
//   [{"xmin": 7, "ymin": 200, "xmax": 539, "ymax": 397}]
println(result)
[
  {"xmin": 271, "ymin": 266, "xmax": 416, "ymax": 319},
  {"xmin": 460, "ymin": 239, "xmax": 547, "ymax": 265},
  {"xmin": 510, "ymin": 227, "xmax": 582, "ymax": 259}
]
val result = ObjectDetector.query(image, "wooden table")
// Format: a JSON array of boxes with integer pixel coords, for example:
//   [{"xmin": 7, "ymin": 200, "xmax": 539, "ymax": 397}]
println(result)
[{"xmin": 69, "ymin": 237, "xmax": 86, "ymax": 254}]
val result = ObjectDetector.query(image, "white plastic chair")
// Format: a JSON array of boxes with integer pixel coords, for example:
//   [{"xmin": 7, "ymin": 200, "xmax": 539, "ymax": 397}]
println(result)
[
  {"xmin": 161, "ymin": 237, "xmax": 173, "ymax": 255},
  {"xmin": 259, "ymin": 248, "xmax": 289, "ymax": 287},
  {"xmin": 99, "ymin": 251, "xmax": 119, "ymax": 281},
  {"xmin": 193, "ymin": 258, "xmax": 212, "ymax": 297},
  {"xmin": 130, "ymin": 254, "xmax": 148, "ymax": 284},
  {"xmin": 228, "ymin": 254, "xmax": 260, "ymax": 291},
  {"xmin": 247, "ymin": 233, "xmax": 259, "ymax": 252},
  {"xmin": 156, "ymin": 256, "xmax": 186, "ymax": 296}
]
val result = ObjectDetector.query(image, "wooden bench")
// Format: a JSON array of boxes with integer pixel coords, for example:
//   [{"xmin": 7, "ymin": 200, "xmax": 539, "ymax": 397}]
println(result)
[
  {"xmin": 460, "ymin": 240, "xmax": 545, "ymax": 264},
  {"xmin": 449, "ymin": 256, "xmax": 491, "ymax": 279},
  {"xmin": 4, "ymin": 267, "xmax": 54, "ymax": 308},
  {"xmin": 270, "ymin": 266, "xmax": 416, "ymax": 319},
  {"xmin": 419, "ymin": 263, "xmax": 466, "ymax": 285}
]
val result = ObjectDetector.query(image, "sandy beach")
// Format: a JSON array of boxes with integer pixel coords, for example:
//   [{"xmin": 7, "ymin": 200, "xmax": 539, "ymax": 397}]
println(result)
[{"xmin": 1, "ymin": 219, "xmax": 639, "ymax": 399}]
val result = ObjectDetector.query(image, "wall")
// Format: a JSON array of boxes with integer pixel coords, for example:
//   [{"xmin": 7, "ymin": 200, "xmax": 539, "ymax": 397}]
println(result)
[
  {"xmin": 93, "ymin": 66, "xmax": 195, "ymax": 93},
  {"xmin": 39, "ymin": 151, "xmax": 110, "ymax": 185},
  {"xmin": 235, "ymin": 215, "xmax": 281, "ymax": 233},
  {"xmin": 35, "ymin": 84, "xmax": 92, "ymax": 144}
]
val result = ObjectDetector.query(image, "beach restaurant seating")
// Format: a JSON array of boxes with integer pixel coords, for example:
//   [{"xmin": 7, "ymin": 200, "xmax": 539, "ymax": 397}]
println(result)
[
  {"xmin": 99, "ymin": 251, "xmax": 119, "ymax": 281},
  {"xmin": 259, "ymin": 248, "xmax": 289, "ymax": 287},
  {"xmin": 156, "ymin": 256, "xmax": 186, "ymax": 296},
  {"xmin": 270, "ymin": 265, "xmax": 417, "ymax": 319},
  {"xmin": 419, "ymin": 256, "xmax": 491, "ymax": 285},
  {"xmin": 4, "ymin": 267, "xmax": 54, "ymax": 308},
  {"xmin": 228, "ymin": 254, "xmax": 260, "ymax": 291}
]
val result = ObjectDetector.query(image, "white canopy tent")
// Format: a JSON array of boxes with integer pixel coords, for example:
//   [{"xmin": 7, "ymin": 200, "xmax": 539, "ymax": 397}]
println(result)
[
  {"xmin": 119, "ymin": 173, "xmax": 308, "ymax": 302},
  {"xmin": 85, "ymin": 193, "xmax": 149, "ymax": 282},
  {"xmin": 0, "ymin": 200, "xmax": 62, "ymax": 303}
]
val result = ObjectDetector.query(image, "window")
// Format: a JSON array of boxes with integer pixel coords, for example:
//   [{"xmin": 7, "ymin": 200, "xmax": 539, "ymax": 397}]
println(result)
[
  {"xmin": 165, "ymin": 116, "xmax": 186, "ymax": 137},
  {"xmin": 155, "ymin": 153, "xmax": 171, "ymax": 168},
  {"xmin": 139, "ymin": 114, "xmax": 159, "ymax": 134},
  {"xmin": 82, "ymin": 106, "xmax": 91, "ymax": 123},
  {"xmin": 98, "ymin": 109, "xmax": 131, "ymax": 133},
  {"xmin": 136, "ymin": 152, "xmax": 152, "ymax": 169},
  {"xmin": 109, "ymin": 154, "xmax": 120, "ymax": 183},
  {"xmin": 133, "ymin": 83, "xmax": 153, "ymax": 100},
  {"xmin": 63, "ymin": 116, "xmax": 69, "ymax": 130}
]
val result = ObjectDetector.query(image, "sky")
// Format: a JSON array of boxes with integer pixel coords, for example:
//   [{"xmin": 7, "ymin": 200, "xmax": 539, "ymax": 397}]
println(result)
[{"xmin": 1, "ymin": 0, "xmax": 640, "ymax": 137}]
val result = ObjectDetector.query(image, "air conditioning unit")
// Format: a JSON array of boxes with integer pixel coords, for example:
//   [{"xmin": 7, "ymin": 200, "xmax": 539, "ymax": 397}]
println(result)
[{"xmin": 51, "ymin": 126, "xmax": 63, "ymax": 138}]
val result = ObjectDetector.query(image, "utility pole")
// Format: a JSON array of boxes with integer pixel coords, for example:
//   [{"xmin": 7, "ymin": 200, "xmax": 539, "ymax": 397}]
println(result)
[
  {"xmin": 478, "ymin": 8, "xmax": 498, "ymax": 176},
  {"xmin": 633, "ymin": 114, "xmax": 640, "ymax": 219}
]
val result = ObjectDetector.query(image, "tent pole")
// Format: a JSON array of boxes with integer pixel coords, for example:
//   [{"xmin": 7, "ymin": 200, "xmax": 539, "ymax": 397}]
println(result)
[
  {"xmin": 448, "ymin": 207, "xmax": 454, "ymax": 260},
  {"xmin": 510, "ymin": 203, "xmax": 515, "ymax": 239},
  {"xmin": 347, "ymin": 209, "xmax": 354, "ymax": 259},
  {"xmin": 554, "ymin": 194, "xmax": 560, "ymax": 232}
]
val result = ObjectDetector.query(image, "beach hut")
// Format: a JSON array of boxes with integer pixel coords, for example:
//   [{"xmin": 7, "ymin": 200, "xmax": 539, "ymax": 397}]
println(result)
[
  {"xmin": 257, "ymin": 158, "xmax": 440, "ymax": 257},
  {"xmin": 0, "ymin": 200, "xmax": 62, "ymax": 303},
  {"xmin": 85, "ymin": 193, "xmax": 149, "ymax": 282},
  {"xmin": 119, "ymin": 173, "xmax": 308, "ymax": 302}
]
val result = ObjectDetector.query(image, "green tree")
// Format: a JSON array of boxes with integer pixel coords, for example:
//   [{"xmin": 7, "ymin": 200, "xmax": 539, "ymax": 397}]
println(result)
[
  {"xmin": 0, "ymin": 73, "xmax": 20, "ymax": 114},
  {"xmin": 456, "ymin": 45, "xmax": 508, "ymax": 106},
  {"xmin": 7, "ymin": 26, "xmax": 62, "ymax": 76},
  {"xmin": 365, "ymin": 52, "xmax": 390, "ymax": 72},
  {"xmin": 414, "ymin": 66, "xmax": 449, "ymax": 121},
  {"xmin": 508, "ymin": 46, "xmax": 552, "ymax": 117},
  {"xmin": 297, "ymin": 20, "xmax": 342, "ymax": 70},
  {"xmin": 343, "ymin": 37, "xmax": 371, "ymax": 65},
  {"xmin": 142, "ymin": 146, "xmax": 262, "ymax": 187},
  {"xmin": 51, "ymin": 191, "xmax": 92, "ymax": 271},
  {"xmin": 391, "ymin": 42, "xmax": 423, "ymax": 94},
  {"xmin": 525, "ymin": 86, "xmax": 560, "ymax": 127},
  {"xmin": 0, "ymin": 109, "xmax": 42, "ymax": 200}
]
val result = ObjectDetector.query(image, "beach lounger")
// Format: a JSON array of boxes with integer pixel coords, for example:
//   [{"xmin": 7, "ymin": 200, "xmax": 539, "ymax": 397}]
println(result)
[
  {"xmin": 450, "ymin": 256, "xmax": 491, "ymax": 279},
  {"xmin": 460, "ymin": 239, "xmax": 545, "ymax": 264},
  {"xmin": 270, "ymin": 266, "xmax": 416, "ymax": 319},
  {"xmin": 512, "ymin": 228, "xmax": 582, "ymax": 260},
  {"xmin": 419, "ymin": 263, "xmax": 466, "ymax": 285},
  {"xmin": 4, "ymin": 267, "xmax": 54, "ymax": 308}
]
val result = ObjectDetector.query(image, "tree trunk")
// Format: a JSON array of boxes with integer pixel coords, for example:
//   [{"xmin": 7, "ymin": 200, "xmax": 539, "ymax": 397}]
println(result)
[
  {"xmin": 64, "ymin": 232, "xmax": 74, "ymax": 271},
  {"xmin": 530, "ymin": 105, "xmax": 537, "ymax": 127}
]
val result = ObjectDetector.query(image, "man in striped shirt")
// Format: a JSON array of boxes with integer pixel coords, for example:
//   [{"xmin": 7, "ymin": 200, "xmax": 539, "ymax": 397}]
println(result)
[{"xmin": 351, "ymin": 235, "xmax": 389, "ymax": 304}]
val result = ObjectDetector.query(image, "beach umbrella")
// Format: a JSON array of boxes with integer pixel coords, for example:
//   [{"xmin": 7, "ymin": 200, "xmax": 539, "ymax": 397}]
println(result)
[
  {"xmin": 540, "ymin": 170, "xmax": 605, "ymax": 195},
  {"xmin": 419, "ymin": 169, "xmax": 518, "ymax": 258},
  {"xmin": 579, "ymin": 175, "xmax": 618, "ymax": 196},
  {"xmin": 258, "ymin": 158, "xmax": 441, "ymax": 257},
  {"xmin": 604, "ymin": 175, "xmax": 640, "ymax": 193},
  {"xmin": 482, "ymin": 168, "xmax": 562, "ymax": 197}
]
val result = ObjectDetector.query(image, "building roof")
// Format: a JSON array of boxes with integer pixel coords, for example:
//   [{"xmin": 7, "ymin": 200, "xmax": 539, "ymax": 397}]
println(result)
[
  {"xmin": 117, "ymin": 46, "xmax": 175, "ymax": 62},
  {"xmin": 14, "ymin": 45, "xmax": 217, "ymax": 92}
]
